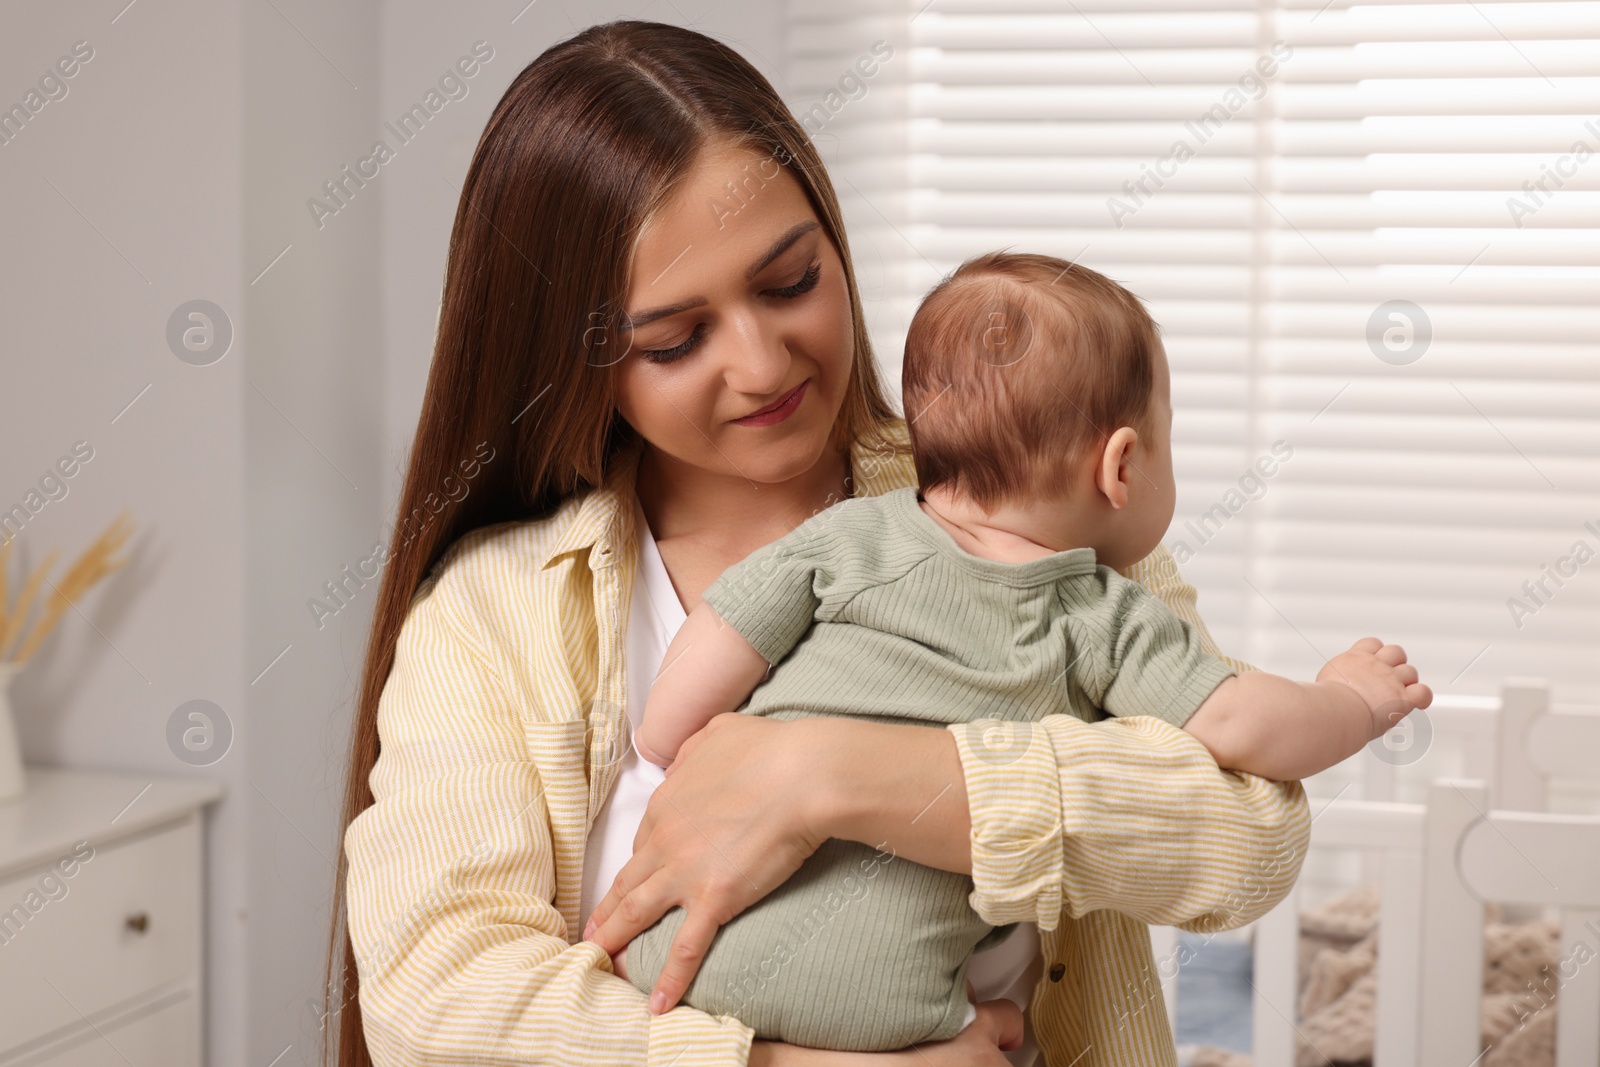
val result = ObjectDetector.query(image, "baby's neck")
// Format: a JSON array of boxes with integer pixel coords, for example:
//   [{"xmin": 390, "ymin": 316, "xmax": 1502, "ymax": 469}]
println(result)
[{"xmin": 917, "ymin": 487, "xmax": 1098, "ymax": 565}]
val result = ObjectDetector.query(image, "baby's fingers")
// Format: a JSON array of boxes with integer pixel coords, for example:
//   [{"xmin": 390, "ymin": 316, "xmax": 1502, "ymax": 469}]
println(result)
[
  {"xmin": 1393, "ymin": 663, "xmax": 1419, "ymax": 687},
  {"xmin": 646, "ymin": 907, "xmax": 721, "ymax": 1015},
  {"xmin": 1405, "ymin": 681, "xmax": 1433, "ymax": 709},
  {"xmin": 1374, "ymin": 642, "xmax": 1407, "ymax": 667}
]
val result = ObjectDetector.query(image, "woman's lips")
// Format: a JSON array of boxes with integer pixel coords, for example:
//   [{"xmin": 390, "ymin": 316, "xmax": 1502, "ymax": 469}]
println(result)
[{"xmin": 732, "ymin": 378, "xmax": 809, "ymax": 426}]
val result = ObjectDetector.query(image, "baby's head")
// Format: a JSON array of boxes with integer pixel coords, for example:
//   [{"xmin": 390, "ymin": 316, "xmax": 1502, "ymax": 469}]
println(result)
[{"xmin": 902, "ymin": 251, "xmax": 1175, "ymax": 570}]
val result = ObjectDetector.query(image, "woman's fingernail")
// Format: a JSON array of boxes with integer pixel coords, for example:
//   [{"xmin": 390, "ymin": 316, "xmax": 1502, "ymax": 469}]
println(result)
[
  {"xmin": 582, "ymin": 920, "xmax": 595, "ymax": 941},
  {"xmin": 649, "ymin": 992, "xmax": 667, "ymax": 1014}
]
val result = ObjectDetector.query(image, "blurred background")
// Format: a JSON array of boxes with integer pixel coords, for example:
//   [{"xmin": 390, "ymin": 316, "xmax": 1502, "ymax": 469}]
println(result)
[{"xmin": 0, "ymin": 1, "xmax": 1595, "ymax": 1065}]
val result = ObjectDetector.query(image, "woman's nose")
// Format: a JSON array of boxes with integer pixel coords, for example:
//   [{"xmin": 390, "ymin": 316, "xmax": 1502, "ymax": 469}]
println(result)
[{"xmin": 719, "ymin": 310, "xmax": 791, "ymax": 395}]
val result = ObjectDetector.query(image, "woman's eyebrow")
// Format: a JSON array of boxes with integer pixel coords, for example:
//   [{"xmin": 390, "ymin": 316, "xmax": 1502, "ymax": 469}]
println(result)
[
  {"xmin": 625, "ymin": 298, "xmax": 707, "ymax": 330},
  {"xmin": 625, "ymin": 220, "xmax": 823, "ymax": 329},
  {"xmin": 745, "ymin": 220, "xmax": 820, "ymax": 280}
]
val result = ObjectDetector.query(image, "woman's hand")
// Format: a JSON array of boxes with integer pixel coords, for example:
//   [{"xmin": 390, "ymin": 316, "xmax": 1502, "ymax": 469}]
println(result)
[
  {"xmin": 891, "ymin": 997, "xmax": 1025, "ymax": 1065},
  {"xmin": 747, "ymin": 984, "xmax": 1025, "ymax": 1066},
  {"xmin": 582, "ymin": 713, "xmax": 831, "ymax": 1013}
]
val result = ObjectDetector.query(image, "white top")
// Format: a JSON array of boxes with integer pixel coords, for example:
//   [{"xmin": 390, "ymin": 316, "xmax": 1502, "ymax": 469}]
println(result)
[{"xmin": 579, "ymin": 493, "xmax": 1041, "ymax": 1064}]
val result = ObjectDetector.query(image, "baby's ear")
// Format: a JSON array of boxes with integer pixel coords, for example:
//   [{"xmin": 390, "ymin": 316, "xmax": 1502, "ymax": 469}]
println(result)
[{"xmin": 1095, "ymin": 427, "xmax": 1140, "ymax": 508}]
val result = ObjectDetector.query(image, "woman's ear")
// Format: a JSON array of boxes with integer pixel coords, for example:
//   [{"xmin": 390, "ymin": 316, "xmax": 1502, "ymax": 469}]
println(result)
[{"xmin": 1095, "ymin": 427, "xmax": 1140, "ymax": 509}]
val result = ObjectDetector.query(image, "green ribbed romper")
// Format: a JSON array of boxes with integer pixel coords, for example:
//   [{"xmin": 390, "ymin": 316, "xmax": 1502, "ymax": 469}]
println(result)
[{"xmin": 625, "ymin": 485, "xmax": 1234, "ymax": 1051}]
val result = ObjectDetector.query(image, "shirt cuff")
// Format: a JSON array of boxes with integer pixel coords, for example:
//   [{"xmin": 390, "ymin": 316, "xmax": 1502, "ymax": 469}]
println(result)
[
  {"xmin": 647, "ymin": 1005, "xmax": 756, "ymax": 1067},
  {"xmin": 946, "ymin": 718, "xmax": 1067, "ymax": 930}
]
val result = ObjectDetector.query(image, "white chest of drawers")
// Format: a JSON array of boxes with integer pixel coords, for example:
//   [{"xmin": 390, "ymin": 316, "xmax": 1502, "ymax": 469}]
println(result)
[{"xmin": 0, "ymin": 767, "xmax": 223, "ymax": 1065}]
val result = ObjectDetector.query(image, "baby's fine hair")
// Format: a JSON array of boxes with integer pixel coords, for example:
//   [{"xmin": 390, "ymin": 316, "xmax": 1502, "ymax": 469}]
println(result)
[{"xmin": 902, "ymin": 250, "xmax": 1161, "ymax": 511}]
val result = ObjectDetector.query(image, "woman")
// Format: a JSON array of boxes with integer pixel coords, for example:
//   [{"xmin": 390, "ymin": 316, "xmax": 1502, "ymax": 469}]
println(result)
[{"xmin": 325, "ymin": 20, "xmax": 1310, "ymax": 1067}]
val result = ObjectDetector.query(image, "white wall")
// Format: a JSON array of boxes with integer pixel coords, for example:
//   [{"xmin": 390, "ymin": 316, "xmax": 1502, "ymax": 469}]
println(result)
[
  {"xmin": 1, "ymin": 3, "xmax": 254, "ymax": 1064},
  {"xmin": 0, "ymin": 3, "xmax": 782, "ymax": 1065},
  {"xmin": 241, "ymin": 2, "xmax": 384, "ymax": 1063}
]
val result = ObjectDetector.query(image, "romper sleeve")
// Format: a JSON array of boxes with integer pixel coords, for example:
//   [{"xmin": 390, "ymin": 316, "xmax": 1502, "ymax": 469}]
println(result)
[
  {"xmin": 944, "ymin": 543, "xmax": 1311, "ymax": 934},
  {"xmin": 1069, "ymin": 567, "xmax": 1236, "ymax": 729},
  {"xmin": 343, "ymin": 568, "xmax": 755, "ymax": 1066},
  {"xmin": 699, "ymin": 501, "xmax": 864, "ymax": 665}
]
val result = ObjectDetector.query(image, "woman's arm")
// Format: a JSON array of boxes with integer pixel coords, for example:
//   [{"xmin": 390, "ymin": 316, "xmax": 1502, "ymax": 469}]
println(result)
[
  {"xmin": 343, "ymin": 571, "xmax": 755, "ymax": 1066},
  {"xmin": 819, "ymin": 713, "xmax": 1307, "ymax": 931},
  {"xmin": 813, "ymin": 543, "xmax": 1311, "ymax": 933}
]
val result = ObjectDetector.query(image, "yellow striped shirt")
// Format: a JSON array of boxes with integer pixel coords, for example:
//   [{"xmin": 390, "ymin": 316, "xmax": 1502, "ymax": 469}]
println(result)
[{"xmin": 343, "ymin": 417, "xmax": 1310, "ymax": 1066}]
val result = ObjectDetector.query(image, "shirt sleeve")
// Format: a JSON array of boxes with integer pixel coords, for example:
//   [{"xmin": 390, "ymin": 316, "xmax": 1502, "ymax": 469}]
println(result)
[
  {"xmin": 1070, "ymin": 568, "xmax": 1236, "ymax": 728},
  {"xmin": 699, "ymin": 504, "xmax": 858, "ymax": 665},
  {"xmin": 945, "ymin": 542, "xmax": 1311, "ymax": 935},
  {"xmin": 343, "ymin": 573, "xmax": 755, "ymax": 1066}
]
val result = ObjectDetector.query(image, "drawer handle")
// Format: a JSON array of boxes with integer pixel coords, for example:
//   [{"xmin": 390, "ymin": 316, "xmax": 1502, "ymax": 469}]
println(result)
[{"xmin": 126, "ymin": 912, "xmax": 150, "ymax": 934}]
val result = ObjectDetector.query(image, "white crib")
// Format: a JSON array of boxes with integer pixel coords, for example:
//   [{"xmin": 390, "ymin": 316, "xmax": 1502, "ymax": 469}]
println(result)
[{"xmin": 1153, "ymin": 678, "xmax": 1600, "ymax": 1067}]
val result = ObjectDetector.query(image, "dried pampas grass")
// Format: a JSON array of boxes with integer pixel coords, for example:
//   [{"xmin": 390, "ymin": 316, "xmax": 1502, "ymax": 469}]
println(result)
[{"xmin": 0, "ymin": 514, "xmax": 134, "ymax": 664}]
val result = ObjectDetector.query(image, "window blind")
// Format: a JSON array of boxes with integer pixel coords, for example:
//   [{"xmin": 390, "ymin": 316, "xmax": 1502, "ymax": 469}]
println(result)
[{"xmin": 787, "ymin": 0, "xmax": 1600, "ymax": 703}]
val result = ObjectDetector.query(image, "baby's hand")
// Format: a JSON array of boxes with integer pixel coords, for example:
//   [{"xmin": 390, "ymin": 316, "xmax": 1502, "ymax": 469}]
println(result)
[{"xmin": 1316, "ymin": 637, "xmax": 1433, "ymax": 741}]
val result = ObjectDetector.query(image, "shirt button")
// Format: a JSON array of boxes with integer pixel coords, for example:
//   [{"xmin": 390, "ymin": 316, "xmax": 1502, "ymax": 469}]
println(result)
[{"xmin": 1049, "ymin": 963, "xmax": 1066, "ymax": 982}]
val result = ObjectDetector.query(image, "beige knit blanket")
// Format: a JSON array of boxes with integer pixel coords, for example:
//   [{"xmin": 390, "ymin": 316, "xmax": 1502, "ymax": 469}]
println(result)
[{"xmin": 1189, "ymin": 884, "xmax": 1561, "ymax": 1067}]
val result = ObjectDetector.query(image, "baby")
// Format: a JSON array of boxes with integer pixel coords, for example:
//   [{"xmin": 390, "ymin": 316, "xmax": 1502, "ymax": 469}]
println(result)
[{"xmin": 614, "ymin": 251, "xmax": 1432, "ymax": 1050}]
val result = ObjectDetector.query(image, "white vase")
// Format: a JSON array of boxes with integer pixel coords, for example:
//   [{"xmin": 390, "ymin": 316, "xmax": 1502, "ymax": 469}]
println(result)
[{"xmin": 0, "ymin": 662, "xmax": 26, "ymax": 802}]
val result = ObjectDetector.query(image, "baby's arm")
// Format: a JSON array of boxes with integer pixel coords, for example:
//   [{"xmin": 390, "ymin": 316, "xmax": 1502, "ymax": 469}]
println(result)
[
  {"xmin": 634, "ymin": 600, "xmax": 773, "ymax": 768},
  {"xmin": 1183, "ymin": 636, "xmax": 1434, "ymax": 781}
]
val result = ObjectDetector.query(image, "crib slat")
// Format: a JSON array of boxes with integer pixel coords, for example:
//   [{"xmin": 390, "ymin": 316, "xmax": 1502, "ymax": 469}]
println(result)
[
  {"xmin": 1498, "ymin": 680, "xmax": 1550, "ymax": 810},
  {"xmin": 1364, "ymin": 748, "xmax": 1398, "ymax": 803},
  {"xmin": 1556, "ymin": 908, "xmax": 1600, "ymax": 1067},
  {"xmin": 1528, "ymin": 708, "xmax": 1600, "ymax": 781},
  {"xmin": 1459, "ymin": 812, "xmax": 1600, "ymax": 907},
  {"xmin": 1251, "ymin": 885, "xmax": 1299, "ymax": 1067},
  {"xmin": 1418, "ymin": 779, "xmax": 1486, "ymax": 1067},
  {"xmin": 1373, "ymin": 847, "xmax": 1422, "ymax": 1066},
  {"xmin": 1310, "ymin": 800, "xmax": 1423, "ymax": 851},
  {"xmin": 1362, "ymin": 752, "xmax": 1398, "ymax": 886}
]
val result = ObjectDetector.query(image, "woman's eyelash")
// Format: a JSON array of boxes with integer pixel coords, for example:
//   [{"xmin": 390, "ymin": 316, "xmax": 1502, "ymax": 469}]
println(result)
[
  {"xmin": 637, "ymin": 262, "xmax": 822, "ymax": 364},
  {"xmin": 768, "ymin": 261, "xmax": 821, "ymax": 299},
  {"xmin": 641, "ymin": 323, "xmax": 704, "ymax": 364}
]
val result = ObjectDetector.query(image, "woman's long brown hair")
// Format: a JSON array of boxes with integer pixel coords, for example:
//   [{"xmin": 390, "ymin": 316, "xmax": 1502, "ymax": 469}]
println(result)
[{"xmin": 322, "ymin": 20, "xmax": 904, "ymax": 1066}]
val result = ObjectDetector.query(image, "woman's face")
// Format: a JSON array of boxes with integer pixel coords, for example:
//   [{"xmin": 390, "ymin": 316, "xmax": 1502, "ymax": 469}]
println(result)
[{"xmin": 612, "ymin": 139, "xmax": 856, "ymax": 485}]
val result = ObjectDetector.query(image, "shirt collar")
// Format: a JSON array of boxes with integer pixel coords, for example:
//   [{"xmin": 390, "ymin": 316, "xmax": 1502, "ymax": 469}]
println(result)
[
  {"xmin": 535, "ymin": 436, "xmax": 644, "ymax": 571},
  {"xmin": 536, "ymin": 418, "xmax": 914, "ymax": 571}
]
